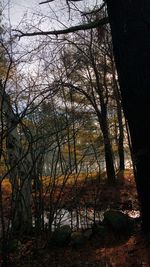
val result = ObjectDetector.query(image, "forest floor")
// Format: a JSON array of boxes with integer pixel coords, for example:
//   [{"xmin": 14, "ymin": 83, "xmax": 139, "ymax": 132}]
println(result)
[{"xmin": 1, "ymin": 170, "xmax": 150, "ymax": 267}]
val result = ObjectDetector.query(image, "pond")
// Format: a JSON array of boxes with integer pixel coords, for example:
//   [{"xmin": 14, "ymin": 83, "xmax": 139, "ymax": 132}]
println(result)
[
  {"xmin": 33, "ymin": 207, "xmax": 140, "ymax": 230},
  {"xmin": 0, "ymin": 208, "xmax": 140, "ymax": 238}
]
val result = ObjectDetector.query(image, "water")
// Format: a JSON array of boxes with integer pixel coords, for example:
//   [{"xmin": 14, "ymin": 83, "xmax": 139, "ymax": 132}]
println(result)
[
  {"xmin": 0, "ymin": 208, "xmax": 140, "ymax": 237},
  {"xmin": 38, "ymin": 208, "xmax": 141, "ymax": 230}
]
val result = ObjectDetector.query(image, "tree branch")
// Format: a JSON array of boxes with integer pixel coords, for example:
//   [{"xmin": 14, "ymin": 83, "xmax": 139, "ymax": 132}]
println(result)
[
  {"xmin": 81, "ymin": 3, "xmax": 106, "ymax": 16},
  {"xmin": 39, "ymin": 0, "xmax": 54, "ymax": 4},
  {"xmin": 14, "ymin": 17, "xmax": 109, "ymax": 38},
  {"xmin": 39, "ymin": 0, "xmax": 82, "ymax": 3}
]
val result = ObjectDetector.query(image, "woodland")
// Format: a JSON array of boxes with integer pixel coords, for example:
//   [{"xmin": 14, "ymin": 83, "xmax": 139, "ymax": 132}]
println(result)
[{"xmin": 0, "ymin": 0, "xmax": 150, "ymax": 266}]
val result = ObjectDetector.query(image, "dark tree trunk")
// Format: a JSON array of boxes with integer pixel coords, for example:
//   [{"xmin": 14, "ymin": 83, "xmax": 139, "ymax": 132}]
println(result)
[
  {"xmin": 117, "ymin": 104, "xmax": 124, "ymax": 171},
  {"xmin": 100, "ymin": 116, "xmax": 116, "ymax": 183},
  {"xmin": 114, "ymin": 80, "xmax": 125, "ymax": 171},
  {"xmin": 106, "ymin": 0, "xmax": 150, "ymax": 232},
  {"xmin": 0, "ymin": 82, "xmax": 32, "ymax": 234},
  {"xmin": 89, "ymin": 48, "xmax": 116, "ymax": 183}
]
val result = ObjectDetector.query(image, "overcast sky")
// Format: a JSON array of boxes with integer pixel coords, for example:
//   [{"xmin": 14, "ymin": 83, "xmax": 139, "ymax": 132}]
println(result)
[
  {"xmin": 2, "ymin": 0, "xmax": 102, "ymax": 30},
  {"xmin": 1, "ymin": 0, "xmax": 102, "ymax": 75}
]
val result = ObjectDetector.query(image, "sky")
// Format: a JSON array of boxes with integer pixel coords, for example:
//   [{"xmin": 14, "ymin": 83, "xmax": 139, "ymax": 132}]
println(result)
[
  {"xmin": 3, "ymin": 0, "xmax": 42, "ymax": 25},
  {"xmin": 1, "ymin": 0, "xmax": 102, "ymax": 78},
  {"xmin": 2, "ymin": 0, "xmax": 102, "ymax": 30}
]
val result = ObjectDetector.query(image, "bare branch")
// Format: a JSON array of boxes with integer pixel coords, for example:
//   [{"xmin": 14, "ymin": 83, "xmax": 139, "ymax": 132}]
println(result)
[
  {"xmin": 81, "ymin": 3, "xmax": 106, "ymax": 16},
  {"xmin": 39, "ymin": 0, "xmax": 82, "ymax": 4},
  {"xmin": 39, "ymin": 0, "xmax": 54, "ymax": 4},
  {"xmin": 14, "ymin": 17, "xmax": 109, "ymax": 38}
]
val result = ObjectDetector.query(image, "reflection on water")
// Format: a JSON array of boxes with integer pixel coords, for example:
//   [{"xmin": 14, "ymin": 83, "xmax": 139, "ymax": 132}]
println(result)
[
  {"xmin": 37, "ymin": 208, "xmax": 140, "ymax": 230},
  {"xmin": 0, "ymin": 208, "xmax": 140, "ymax": 237},
  {"xmin": 124, "ymin": 210, "xmax": 140, "ymax": 218}
]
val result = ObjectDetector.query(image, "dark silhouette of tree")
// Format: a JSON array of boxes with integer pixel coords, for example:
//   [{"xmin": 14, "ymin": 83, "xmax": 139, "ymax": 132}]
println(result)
[{"xmin": 106, "ymin": 0, "xmax": 150, "ymax": 233}]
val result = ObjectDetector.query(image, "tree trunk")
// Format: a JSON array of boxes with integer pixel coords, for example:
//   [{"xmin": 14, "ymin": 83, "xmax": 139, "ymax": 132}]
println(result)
[
  {"xmin": 114, "ymin": 79, "xmax": 125, "ymax": 171},
  {"xmin": 0, "ymin": 82, "xmax": 32, "ymax": 234},
  {"xmin": 106, "ymin": 0, "xmax": 150, "ymax": 232},
  {"xmin": 117, "ymin": 103, "xmax": 124, "ymax": 171},
  {"xmin": 104, "ymin": 136, "xmax": 116, "ymax": 183},
  {"xmin": 99, "ymin": 115, "xmax": 116, "ymax": 183},
  {"xmin": 89, "ymin": 48, "xmax": 116, "ymax": 183}
]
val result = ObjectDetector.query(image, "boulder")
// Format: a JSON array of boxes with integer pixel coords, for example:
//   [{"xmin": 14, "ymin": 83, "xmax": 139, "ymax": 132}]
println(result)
[
  {"xmin": 51, "ymin": 225, "xmax": 71, "ymax": 246},
  {"xmin": 71, "ymin": 231, "xmax": 86, "ymax": 248},
  {"xmin": 92, "ymin": 222, "xmax": 109, "ymax": 240},
  {"xmin": 96, "ymin": 225, "xmax": 108, "ymax": 237},
  {"xmin": 83, "ymin": 229, "xmax": 93, "ymax": 239},
  {"xmin": 103, "ymin": 210, "xmax": 133, "ymax": 234},
  {"xmin": 7, "ymin": 239, "xmax": 21, "ymax": 252}
]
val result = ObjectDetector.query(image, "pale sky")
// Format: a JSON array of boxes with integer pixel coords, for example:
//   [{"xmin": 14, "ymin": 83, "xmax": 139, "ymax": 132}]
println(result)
[
  {"xmin": 1, "ymin": 0, "xmax": 102, "ymax": 77},
  {"xmin": 2, "ymin": 0, "xmax": 34, "ymax": 23},
  {"xmin": 2, "ymin": 0, "xmax": 102, "ymax": 30}
]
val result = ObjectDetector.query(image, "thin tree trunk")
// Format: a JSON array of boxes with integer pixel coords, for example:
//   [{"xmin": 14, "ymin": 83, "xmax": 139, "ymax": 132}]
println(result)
[
  {"xmin": 114, "ymin": 79, "xmax": 125, "ymax": 171},
  {"xmin": 90, "ymin": 48, "xmax": 116, "ymax": 183},
  {"xmin": 100, "ymin": 115, "xmax": 116, "ymax": 183},
  {"xmin": 117, "ymin": 105, "xmax": 124, "ymax": 171}
]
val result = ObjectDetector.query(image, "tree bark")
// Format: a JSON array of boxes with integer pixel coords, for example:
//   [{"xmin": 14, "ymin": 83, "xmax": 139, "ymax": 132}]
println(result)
[
  {"xmin": 106, "ymin": 0, "xmax": 150, "ymax": 232},
  {"xmin": 100, "ymin": 115, "xmax": 116, "ymax": 183},
  {"xmin": 0, "ymin": 82, "xmax": 32, "ymax": 234},
  {"xmin": 99, "ymin": 115, "xmax": 116, "ymax": 183},
  {"xmin": 89, "ymin": 49, "xmax": 116, "ymax": 183},
  {"xmin": 113, "ymin": 78, "xmax": 125, "ymax": 171}
]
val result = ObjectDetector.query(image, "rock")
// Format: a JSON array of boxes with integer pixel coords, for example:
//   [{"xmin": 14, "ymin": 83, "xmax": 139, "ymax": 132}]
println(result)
[
  {"xmin": 7, "ymin": 239, "xmax": 21, "ymax": 252},
  {"xmin": 103, "ymin": 210, "xmax": 133, "ymax": 234},
  {"xmin": 83, "ymin": 229, "xmax": 93, "ymax": 239},
  {"xmin": 92, "ymin": 222, "xmax": 108, "ymax": 239},
  {"xmin": 51, "ymin": 225, "xmax": 71, "ymax": 246},
  {"xmin": 71, "ymin": 231, "xmax": 86, "ymax": 248},
  {"xmin": 96, "ymin": 225, "xmax": 108, "ymax": 238}
]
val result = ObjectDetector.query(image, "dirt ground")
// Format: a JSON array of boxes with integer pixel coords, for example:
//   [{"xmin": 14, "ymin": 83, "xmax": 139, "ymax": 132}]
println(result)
[{"xmin": 1, "ymin": 170, "xmax": 150, "ymax": 267}]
